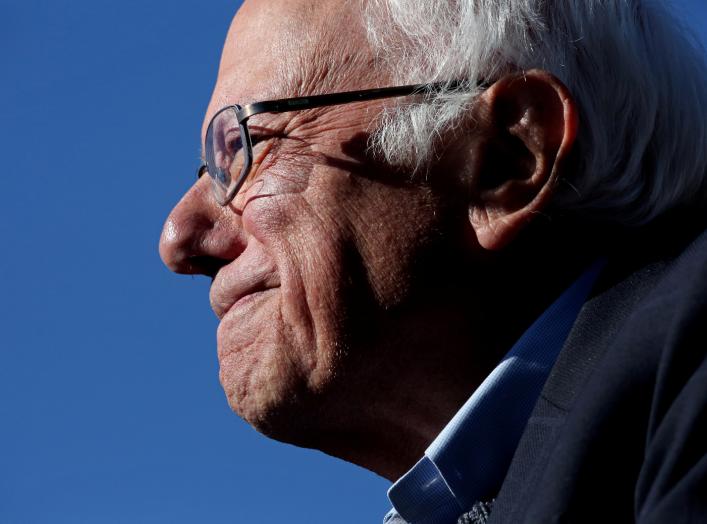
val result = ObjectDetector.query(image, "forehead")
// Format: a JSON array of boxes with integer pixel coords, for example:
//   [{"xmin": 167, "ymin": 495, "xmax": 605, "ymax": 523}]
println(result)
[{"xmin": 202, "ymin": 0, "xmax": 377, "ymax": 140}]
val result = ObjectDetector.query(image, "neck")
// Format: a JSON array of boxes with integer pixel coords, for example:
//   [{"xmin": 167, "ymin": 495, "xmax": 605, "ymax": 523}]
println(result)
[{"xmin": 305, "ymin": 220, "xmax": 604, "ymax": 481}]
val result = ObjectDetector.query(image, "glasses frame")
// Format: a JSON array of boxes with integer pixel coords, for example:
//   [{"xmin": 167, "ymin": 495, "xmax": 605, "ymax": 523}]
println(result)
[{"xmin": 198, "ymin": 80, "xmax": 479, "ymax": 206}]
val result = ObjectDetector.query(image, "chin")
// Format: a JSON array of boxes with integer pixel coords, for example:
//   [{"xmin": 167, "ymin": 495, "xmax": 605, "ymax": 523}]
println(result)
[
  {"xmin": 218, "ymin": 326, "xmax": 357, "ymax": 451},
  {"xmin": 220, "ymin": 355, "xmax": 336, "ymax": 448},
  {"xmin": 215, "ymin": 276, "xmax": 355, "ymax": 447},
  {"xmin": 216, "ymin": 321, "xmax": 335, "ymax": 448}
]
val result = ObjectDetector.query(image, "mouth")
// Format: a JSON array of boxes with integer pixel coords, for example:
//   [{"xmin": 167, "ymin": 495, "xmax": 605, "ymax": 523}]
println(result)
[
  {"xmin": 208, "ymin": 239, "xmax": 280, "ymax": 320},
  {"xmin": 211, "ymin": 284, "xmax": 278, "ymax": 320}
]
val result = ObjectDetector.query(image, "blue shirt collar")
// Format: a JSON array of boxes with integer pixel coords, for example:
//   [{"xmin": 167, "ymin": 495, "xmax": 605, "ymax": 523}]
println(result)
[{"xmin": 386, "ymin": 260, "xmax": 606, "ymax": 524}]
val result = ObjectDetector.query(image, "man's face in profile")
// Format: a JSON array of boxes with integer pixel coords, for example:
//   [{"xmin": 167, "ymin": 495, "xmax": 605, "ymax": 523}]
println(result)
[{"xmin": 160, "ymin": 0, "xmax": 482, "ymax": 466}]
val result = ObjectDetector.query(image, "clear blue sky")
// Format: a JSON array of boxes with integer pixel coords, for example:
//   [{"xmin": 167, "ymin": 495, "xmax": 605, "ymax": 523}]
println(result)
[{"xmin": 1, "ymin": 1, "xmax": 706, "ymax": 523}]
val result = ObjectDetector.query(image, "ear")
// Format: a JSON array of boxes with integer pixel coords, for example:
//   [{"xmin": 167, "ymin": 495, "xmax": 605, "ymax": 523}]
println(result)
[{"xmin": 465, "ymin": 69, "xmax": 578, "ymax": 250}]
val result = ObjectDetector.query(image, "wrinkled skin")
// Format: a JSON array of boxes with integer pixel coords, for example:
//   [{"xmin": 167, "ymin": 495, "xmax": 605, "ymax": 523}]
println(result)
[{"xmin": 159, "ymin": 0, "xmax": 581, "ymax": 479}]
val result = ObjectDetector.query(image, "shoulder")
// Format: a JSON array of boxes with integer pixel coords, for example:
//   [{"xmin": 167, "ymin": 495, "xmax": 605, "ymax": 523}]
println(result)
[
  {"xmin": 491, "ymin": 221, "xmax": 707, "ymax": 523},
  {"xmin": 628, "ymin": 226, "xmax": 707, "ymax": 521},
  {"xmin": 587, "ymin": 220, "xmax": 707, "ymax": 370}
]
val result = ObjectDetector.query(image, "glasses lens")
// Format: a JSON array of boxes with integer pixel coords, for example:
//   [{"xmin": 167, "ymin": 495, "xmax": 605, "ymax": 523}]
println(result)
[{"xmin": 205, "ymin": 106, "xmax": 247, "ymax": 205}]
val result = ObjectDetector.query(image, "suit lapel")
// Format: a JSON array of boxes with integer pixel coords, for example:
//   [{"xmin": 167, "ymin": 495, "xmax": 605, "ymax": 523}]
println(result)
[{"xmin": 488, "ymin": 257, "xmax": 667, "ymax": 523}]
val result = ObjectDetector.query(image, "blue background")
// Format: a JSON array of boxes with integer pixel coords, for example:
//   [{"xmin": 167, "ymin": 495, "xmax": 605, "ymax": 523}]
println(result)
[{"xmin": 1, "ymin": 1, "xmax": 706, "ymax": 522}]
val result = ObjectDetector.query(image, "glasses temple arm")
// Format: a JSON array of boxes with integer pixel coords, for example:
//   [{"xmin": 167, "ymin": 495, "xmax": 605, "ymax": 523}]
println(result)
[{"xmin": 238, "ymin": 79, "xmax": 485, "ymax": 121}]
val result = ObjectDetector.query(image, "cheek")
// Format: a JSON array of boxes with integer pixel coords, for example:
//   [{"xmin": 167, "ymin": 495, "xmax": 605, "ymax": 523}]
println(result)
[
  {"xmin": 231, "ymin": 154, "xmax": 453, "ymax": 390},
  {"xmin": 275, "ymin": 208, "xmax": 361, "ymax": 373},
  {"xmin": 221, "ymin": 190, "xmax": 362, "ymax": 411},
  {"xmin": 238, "ymin": 151, "xmax": 316, "ymax": 216}
]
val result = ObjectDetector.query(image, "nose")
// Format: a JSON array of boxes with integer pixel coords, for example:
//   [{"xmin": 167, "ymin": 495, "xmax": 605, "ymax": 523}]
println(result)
[{"xmin": 159, "ymin": 177, "xmax": 246, "ymax": 277}]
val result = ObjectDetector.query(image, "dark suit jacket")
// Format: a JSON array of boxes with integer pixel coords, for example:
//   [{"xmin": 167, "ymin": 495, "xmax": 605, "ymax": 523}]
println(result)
[{"xmin": 487, "ymin": 222, "xmax": 707, "ymax": 523}]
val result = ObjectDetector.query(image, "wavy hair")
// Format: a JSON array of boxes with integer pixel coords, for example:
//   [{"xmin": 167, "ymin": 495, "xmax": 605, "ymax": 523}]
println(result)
[{"xmin": 364, "ymin": 0, "xmax": 707, "ymax": 226}]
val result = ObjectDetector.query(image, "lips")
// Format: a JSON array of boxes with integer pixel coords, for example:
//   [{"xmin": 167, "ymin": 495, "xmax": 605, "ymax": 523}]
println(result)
[{"xmin": 209, "ymin": 240, "xmax": 279, "ymax": 320}]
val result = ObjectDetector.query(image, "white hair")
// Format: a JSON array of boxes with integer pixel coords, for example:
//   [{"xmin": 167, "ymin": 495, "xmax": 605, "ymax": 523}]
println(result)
[{"xmin": 364, "ymin": 0, "xmax": 707, "ymax": 226}]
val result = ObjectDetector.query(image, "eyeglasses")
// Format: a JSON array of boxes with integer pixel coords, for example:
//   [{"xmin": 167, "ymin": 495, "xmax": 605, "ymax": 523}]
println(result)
[{"xmin": 198, "ymin": 80, "xmax": 478, "ymax": 206}]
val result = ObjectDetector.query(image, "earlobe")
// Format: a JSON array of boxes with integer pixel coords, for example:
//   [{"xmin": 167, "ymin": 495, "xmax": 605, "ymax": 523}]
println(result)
[{"xmin": 468, "ymin": 70, "xmax": 579, "ymax": 250}]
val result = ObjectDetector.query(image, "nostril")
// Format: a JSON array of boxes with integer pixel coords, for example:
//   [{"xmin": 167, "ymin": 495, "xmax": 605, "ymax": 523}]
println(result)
[{"xmin": 187, "ymin": 256, "xmax": 231, "ymax": 278}]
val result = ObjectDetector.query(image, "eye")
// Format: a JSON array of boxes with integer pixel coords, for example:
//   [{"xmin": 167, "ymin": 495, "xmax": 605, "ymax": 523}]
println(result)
[{"xmin": 225, "ymin": 133, "xmax": 243, "ymax": 157}]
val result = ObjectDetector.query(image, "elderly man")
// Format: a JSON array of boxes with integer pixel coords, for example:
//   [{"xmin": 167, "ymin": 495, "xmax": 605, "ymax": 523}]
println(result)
[{"xmin": 160, "ymin": 0, "xmax": 707, "ymax": 522}]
